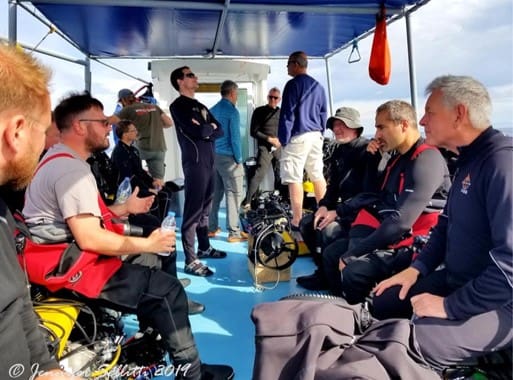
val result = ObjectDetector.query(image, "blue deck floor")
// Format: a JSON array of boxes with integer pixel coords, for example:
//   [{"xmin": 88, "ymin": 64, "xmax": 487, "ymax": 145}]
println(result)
[{"xmin": 124, "ymin": 210, "xmax": 317, "ymax": 380}]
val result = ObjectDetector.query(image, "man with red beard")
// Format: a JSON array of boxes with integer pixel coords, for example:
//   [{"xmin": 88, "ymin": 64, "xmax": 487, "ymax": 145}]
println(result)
[{"xmin": 0, "ymin": 44, "xmax": 82, "ymax": 380}]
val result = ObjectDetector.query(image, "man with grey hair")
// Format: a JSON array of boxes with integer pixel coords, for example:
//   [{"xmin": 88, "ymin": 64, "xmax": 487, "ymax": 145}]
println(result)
[
  {"xmin": 208, "ymin": 80, "xmax": 247, "ymax": 243},
  {"xmin": 321, "ymin": 100, "xmax": 451, "ymax": 303},
  {"xmin": 374, "ymin": 75, "xmax": 512, "ymax": 372},
  {"xmin": 241, "ymin": 87, "xmax": 283, "ymax": 208},
  {"xmin": 278, "ymin": 51, "xmax": 328, "ymax": 232}
]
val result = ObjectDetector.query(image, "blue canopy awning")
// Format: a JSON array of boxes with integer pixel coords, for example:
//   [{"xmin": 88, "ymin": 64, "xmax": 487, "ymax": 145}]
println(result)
[{"xmin": 25, "ymin": 0, "xmax": 429, "ymax": 59}]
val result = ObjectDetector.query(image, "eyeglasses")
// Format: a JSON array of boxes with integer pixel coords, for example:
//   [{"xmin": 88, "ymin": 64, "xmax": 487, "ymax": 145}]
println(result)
[
  {"xmin": 268, "ymin": 95, "xmax": 279, "ymax": 100},
  {"xmin": 79, "ymin": 119, "xmax": 109, "ymax": 127},
  {"xmin": 184, "ymin": 72, "xmax": 196, "ymax": 78}
]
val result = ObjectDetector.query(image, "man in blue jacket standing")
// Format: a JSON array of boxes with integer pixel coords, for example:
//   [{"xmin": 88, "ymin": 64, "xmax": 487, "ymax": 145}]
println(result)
[
  {"xmin": 374, "ymin": 75, "xmax": 512, "ymax": 371},
  {"xmin": 208, "ymin": 80, "xmax": 246, "ymax": 243},
  {"xmin": 278, "ymin": 51, "xmax": 327, "ymax": 232}
]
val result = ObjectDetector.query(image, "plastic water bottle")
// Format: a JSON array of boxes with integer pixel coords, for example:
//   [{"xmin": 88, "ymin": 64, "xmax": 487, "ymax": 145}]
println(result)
[
  {"xmin": 158, "ymin": 211, "xmax": 176, "ymax": 256},
  {"xmin": 115, "ymin": 177, "xmax": 132, "ymax": 204}
]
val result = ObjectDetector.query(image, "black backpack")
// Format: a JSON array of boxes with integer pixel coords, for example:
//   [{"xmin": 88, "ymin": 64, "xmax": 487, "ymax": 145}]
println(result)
[{"xmin": 87, "ymin": 152, "xmax": 120, "ymax": 206}]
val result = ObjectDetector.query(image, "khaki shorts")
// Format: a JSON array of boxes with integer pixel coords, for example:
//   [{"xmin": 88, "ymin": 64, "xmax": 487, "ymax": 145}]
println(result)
[{"xmin": 280, "ymin": 131, "xmax": 324, "ymax": 184}]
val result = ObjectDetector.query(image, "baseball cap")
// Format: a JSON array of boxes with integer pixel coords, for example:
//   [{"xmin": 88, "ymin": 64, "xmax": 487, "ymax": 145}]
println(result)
[
  {"xmin": 118, "ymin": 88, "xmax": 134, "ymax": 100},
  {"xmin": 327, "ymin": 107, "xmax": 363, "ymax": 130}
]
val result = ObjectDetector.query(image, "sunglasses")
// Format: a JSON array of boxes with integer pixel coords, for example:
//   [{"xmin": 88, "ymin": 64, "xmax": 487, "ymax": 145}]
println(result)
[
  {"xmin": 79, "ymin": 119, "xmax": 109, "ymax": 127},
  {"xmin": 268, "ymin": 95, "xmax": 279, "ymax": 100},
  {"xmin": 184, "ymin": 72, "xmax": 196, "ymax": 78}
]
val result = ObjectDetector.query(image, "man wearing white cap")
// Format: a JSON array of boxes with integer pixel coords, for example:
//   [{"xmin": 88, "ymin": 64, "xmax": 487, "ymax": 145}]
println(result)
[{"xmin": 297, "ymin": 107, "xmax": 382, "ymax": 290}]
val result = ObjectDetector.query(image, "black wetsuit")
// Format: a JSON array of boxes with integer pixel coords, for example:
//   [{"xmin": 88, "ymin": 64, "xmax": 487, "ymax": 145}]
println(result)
[
  {"xmin": 170, "ymin": 95, "xmax": 223, "ymax": 264},
  {"xmin": 300, "ymin": 136, "xmax": 380, "ymax": 256},
  {"xmin": 243, "ymin": 104, "xmax": 282, "ymax": 204},
  {"xmin": 111, "ymin": 141, "xmax": 154, "ymax": 191}
]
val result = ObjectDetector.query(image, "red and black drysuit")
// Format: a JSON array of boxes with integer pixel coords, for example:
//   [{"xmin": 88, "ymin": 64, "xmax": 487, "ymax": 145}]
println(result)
[{"xmin": 322, "ymin": 139, "xmax": 451, "ymax": 302}]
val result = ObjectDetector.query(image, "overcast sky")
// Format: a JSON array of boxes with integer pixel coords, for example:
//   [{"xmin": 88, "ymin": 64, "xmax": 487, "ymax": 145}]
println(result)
[{"xmin": 1, "ymin": 0, "xmax": 512, "ymax": 133}]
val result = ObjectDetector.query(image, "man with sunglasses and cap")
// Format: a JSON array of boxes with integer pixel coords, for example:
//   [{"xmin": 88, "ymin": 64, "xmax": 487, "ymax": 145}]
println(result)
[
  {"xmin": 241, "ymin": 87, "xmax": 283, "ymax": 210},
  {"xmin": 110, "ymin": 88, "xmax": 173, "ymax": 190},
  {"xmin": 296, "ymin": 107, "xmax": 382, "ymax": 291}
]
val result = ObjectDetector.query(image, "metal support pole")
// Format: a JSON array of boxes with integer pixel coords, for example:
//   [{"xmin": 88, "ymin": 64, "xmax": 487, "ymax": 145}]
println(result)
[
  {"xmin": 405, "ymin": 11, "xmax": 418, "ymax": 111},
  {"xmin": 8, "ymin": 0, "xmax": 17, "ymax": 44},
  {"xmin": 324, "ymin": 57, "xmax": 334, "ymax": 116},
  {"xmin": 85, "ymin": 56, "xmax": 92, "ymax": 93},
  {"xmin": 16, "ymin": 1, "xmax": 85, "ymax": 53}
]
